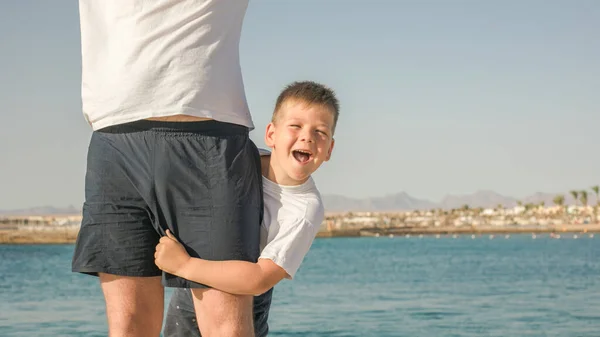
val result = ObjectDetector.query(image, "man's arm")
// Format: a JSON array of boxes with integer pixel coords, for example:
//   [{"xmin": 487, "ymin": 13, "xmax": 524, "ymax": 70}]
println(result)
[{"xmin": 155, "ymin": 230, "xmax": 288, "ymax": 296}]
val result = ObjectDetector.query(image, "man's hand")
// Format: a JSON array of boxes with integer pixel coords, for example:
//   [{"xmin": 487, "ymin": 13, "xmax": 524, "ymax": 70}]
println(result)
[{"xmin": 154, "ymin": 229, "xmax": 191, "ymax": 277}]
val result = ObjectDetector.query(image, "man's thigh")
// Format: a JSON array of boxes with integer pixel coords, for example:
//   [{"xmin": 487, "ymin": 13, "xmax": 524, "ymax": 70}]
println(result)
[
  {"xmin": 163, "ymin": 288, "xmax": 274, "ymax": 337},
  {"xmin": 100, "ymin": 274, "xmax": 164, "ymax": 337},
  {"xmin": 164, "ymin": 288, "xmax": 255, "ymax": 337},
  {"xmin": 153, "ymin": 121, "xmax": 263, "ymax": 289},
  {"xmin": 191, "ymin": 288, "xmax": 254, "ymax": 336}
]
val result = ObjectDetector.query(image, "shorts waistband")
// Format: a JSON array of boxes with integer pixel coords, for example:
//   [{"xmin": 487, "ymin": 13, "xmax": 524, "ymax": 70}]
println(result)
[{"xmin": 97, "ymin": 119, "xmax": 249, "ymax": 136}]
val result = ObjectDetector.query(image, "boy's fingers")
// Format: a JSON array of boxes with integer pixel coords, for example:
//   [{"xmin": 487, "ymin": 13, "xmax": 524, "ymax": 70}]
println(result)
[{"xmin": 165, "ymin": 229, "xmax": 178, "ymax": 242}]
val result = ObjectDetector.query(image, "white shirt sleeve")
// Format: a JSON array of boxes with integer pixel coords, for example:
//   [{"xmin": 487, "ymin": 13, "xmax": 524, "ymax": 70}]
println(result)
[
  {"xmin": 259, "ymin": 217, "xmax": 320, "ymax": 279},
  {"xmin": 258, "ymin": 148, "xmax": 271, "ymax": 156}
]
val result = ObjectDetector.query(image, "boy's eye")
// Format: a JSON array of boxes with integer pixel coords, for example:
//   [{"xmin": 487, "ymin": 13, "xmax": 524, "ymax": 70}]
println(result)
[{"xmin": 290, "ymin": 124, "xmax": 300, "ymax": 128}]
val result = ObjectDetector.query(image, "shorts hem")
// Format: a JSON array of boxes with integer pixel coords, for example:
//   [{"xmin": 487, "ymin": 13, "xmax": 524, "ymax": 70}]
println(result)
[
  {"xmin": 163, "ymin": 280, "xmax": 210, "ymax": 289},
  {"xmin": 72, "ymin": 266, "xmax": 162, "ymax": 278}
]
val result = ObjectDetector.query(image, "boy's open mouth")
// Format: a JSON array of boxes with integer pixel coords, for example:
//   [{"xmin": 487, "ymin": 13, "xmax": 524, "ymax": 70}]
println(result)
[{"xmin": 292, "ymin": 150, "xmax": 312, "ymax": 163}]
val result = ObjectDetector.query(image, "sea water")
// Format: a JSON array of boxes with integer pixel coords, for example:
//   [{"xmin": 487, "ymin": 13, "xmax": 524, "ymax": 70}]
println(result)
[{"xmin": 1, "ymin": 234, "xmax": 599, "ymax": 336}]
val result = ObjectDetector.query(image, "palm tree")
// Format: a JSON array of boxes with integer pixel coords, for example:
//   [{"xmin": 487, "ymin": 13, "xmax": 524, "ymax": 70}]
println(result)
[
  {"xmin": 580, "ymin": 190, "xmax": 589, "ymax": 223},
  {"xmin": 592, "ymin": 185, "xmax": 600, "ymax": 224},
  {"xmin": 553, "ymin": 194, "xmax": 566, "ymax": 223},
  {"xmin": 524, "ymin": 203, "xmax": 535, "ymax": 213},
  {"xmin": 592, "ymin": 186, "xmax": 599, "ymax": 206},
  {"xmin": 553, "ymin": 195, "xmax": 564, "ymax": 207},
  {"xmin": 570, "ymin": 190, "xmax": 579, "ymax": 206},
  {"xmin": 580, "ymin": 190, "xmax": 588, "ymax": 208}
]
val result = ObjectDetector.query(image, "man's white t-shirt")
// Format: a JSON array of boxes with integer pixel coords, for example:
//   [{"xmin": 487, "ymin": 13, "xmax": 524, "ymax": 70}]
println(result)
[
  {"xmin": 79, "ymin": 0, "xmax": 253, "ymax": 131},
  {"xmin": 257, "ymin": 154, "xmax": 325, "ymax": 279}
]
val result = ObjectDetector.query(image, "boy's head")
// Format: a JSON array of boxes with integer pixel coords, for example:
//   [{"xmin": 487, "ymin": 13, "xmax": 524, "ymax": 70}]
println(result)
[{"xmin": 265, "ymin": 81, "xmax": 339, "ymax": 186}]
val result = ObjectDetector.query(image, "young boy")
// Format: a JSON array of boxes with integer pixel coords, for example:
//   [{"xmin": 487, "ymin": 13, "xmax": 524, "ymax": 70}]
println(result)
[{"xmin": 155, "ymin": 80, "xmax": 339, "ymax": 337}]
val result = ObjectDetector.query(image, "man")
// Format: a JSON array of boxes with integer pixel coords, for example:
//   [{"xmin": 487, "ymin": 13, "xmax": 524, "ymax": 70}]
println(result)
[{"xmin": 71, "ymin": 1, "xmax": 261, "ymax": 336}]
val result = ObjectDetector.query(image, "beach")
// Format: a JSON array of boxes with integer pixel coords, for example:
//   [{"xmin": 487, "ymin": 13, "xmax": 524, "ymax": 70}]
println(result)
[
  {"xmin": 0, "ymin": 226, "xmax": 79, "ymax": 244},
  {"xmin": 1, "ymin": 223, "xmax": 599, "ymax": 244}
]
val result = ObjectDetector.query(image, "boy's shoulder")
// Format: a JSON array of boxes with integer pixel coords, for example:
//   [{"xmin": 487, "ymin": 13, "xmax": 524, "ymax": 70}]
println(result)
[
  {"xmin": 265, "ymin": 178, "xmax": 324, "ymax": 226},
  {"xmin": 258, "ymin": 148, "xmax": 272, "ymax": 157},
  {"xmin": 258, "ymin": 148, "xmax": 324, "ymax": 223}
]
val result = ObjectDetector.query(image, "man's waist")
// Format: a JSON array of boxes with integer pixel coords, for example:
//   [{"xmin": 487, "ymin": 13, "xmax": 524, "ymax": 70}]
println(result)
[
  {"xmin": 88, "ymin": 111, "xmax": 255, "ymax": 131},
  {"xmin": 146, "ymin": 115, "xmax": 213, "ymax": 122}
]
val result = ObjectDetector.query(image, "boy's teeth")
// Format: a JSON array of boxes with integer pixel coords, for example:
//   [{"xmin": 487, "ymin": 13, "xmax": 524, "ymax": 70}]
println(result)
[{"xmin": 293, "ymin": 150, "xmax": 310, "ymax": 163}]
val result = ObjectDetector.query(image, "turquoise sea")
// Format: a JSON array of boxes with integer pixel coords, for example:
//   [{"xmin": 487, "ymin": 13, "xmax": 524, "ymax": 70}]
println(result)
[{"xmin": 1, "ymin": 234, "xmax": 599, "ymax": 336}]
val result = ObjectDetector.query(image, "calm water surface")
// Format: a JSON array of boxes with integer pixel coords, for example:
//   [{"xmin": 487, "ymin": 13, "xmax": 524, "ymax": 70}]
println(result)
[{"xmin": 1, "ymin": 234, "xmax": 599, "ymax": 336}]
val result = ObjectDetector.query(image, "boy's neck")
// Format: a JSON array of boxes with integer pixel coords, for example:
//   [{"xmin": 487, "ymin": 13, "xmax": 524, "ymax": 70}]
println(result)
[{"xmin": 262, "ymin": 155, "xmax": 309, "ymax": 186}]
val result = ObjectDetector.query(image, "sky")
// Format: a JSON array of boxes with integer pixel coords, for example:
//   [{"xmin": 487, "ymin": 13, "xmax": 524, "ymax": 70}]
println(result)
[{"xmin": 0, "ymin": 0, "xmax": 599, "ymax": 210}]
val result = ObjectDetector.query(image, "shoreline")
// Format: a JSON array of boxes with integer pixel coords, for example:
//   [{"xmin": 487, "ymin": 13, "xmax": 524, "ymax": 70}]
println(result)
[
  {"xmin": 316, "ymin": 224, "xmax": 600, "ymax": 238},
  {"xmin": 1, "ymin": 224, "xmax": 599, "ymax": 244},
  {"xmin": 0, "ymin": 228, "xmax": 79, "ymax": 245}
]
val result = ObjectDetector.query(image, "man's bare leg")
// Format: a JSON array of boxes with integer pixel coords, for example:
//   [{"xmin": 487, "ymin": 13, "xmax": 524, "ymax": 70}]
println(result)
[
  {"xmin": 192, "ymin": 288, "xmax": 254, "ymax": 337},
  {"xmin": 99, "ymin": 274, "xmax": 164, "ymax": 337}
]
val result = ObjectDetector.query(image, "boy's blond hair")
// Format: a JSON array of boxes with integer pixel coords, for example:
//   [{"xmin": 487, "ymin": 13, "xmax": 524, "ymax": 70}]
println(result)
[{"xmin": 272, "ymin": 81, "xmax": 340, "ymax": 134}]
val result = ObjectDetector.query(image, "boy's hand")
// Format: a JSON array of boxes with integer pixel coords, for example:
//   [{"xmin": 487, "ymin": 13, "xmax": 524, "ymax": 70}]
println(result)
[{"xmin": 154, "ymin": 229, "xmax": 191, "ymax": 277}]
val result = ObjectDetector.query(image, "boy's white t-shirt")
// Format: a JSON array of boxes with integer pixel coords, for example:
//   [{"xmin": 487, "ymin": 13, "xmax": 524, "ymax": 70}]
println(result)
[
  {"xmin": 79, "ymin": 0, "xmax": 253, "ymax": 131},
  {"xmin": 257, "ymin": 151, "xmax": 325, "ymax": 279}
]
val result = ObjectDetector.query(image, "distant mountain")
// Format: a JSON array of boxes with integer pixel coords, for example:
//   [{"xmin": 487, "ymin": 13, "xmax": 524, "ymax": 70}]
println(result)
[
  {"xmin": 521, "ymin": 192, "xmax": 580, "ymax": 206},
  {"xmin": 323, "ymin": 192, "xmax": 436, "ymax": 212},
  {"xmin": 4, "ymin": 189, "xmax": 595, "ymax": 215},
  {"xmin": 322, "ymin": 190, "xmax": 587, "ymax": 212},
  {"xmin": 438, "ymin": 190, "xmax": 517, "ymax": 209},
  {"xmin": 0, "ymin": 205, "xmax": 81, "ymax": 216}
]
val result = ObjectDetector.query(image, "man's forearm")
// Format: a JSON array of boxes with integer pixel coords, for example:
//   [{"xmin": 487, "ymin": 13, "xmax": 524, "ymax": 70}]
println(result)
[{"xmin": 178, "ymin": 258, "xmax": 270, "ymax": 296}]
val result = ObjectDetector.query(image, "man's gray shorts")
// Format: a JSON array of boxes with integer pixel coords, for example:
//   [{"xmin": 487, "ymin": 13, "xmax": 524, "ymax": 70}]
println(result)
[
  {"xmin": 163, "ymin": 287, "xmax": 273, "ymax": 337},
  {"xmin": 71, "ymin": 120, "xmax": 263, "ymax": 288}
]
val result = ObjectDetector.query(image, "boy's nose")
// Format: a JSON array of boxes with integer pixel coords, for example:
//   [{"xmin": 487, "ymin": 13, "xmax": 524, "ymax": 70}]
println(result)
[{"xmin": 299, "ymin": 131, "xmax": 314, "ymax": 143}]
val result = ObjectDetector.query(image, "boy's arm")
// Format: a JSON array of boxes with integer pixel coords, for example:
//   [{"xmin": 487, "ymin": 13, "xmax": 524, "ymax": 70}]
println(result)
[
  {"xmin": 179, "ymin": 257, "xmax": 287, "ymax": 296},
  {"xmin": 155, "ymin": 230, "xmax": 288, "ymax": 296}
]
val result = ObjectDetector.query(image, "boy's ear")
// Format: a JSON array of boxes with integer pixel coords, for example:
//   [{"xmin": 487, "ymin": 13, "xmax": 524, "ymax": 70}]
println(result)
[
  {"xmin": 265, "ymin": 122, "xmax": 276, "ymax": 148},
  {"xmin": 325, "ymin": 138, "xmax": 335, "ymax": 161}
]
